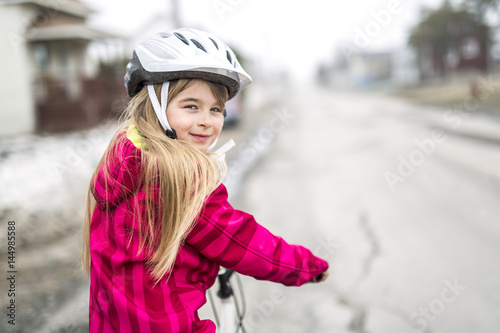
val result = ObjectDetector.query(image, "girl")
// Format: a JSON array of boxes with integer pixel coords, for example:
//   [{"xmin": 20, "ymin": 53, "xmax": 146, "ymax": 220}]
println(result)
[{"xmin": 82, "ymin": 28, "xmax": 329, "ymax": 333}]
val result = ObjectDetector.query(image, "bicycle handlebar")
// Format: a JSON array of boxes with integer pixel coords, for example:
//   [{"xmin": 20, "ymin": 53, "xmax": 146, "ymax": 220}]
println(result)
[
  {"xmin": 217, "ymin": 269, "xmax": 235, "ymax": 299},
  {"xmin": 312, "ymin": 272, "xmax": 324, "ymax": 283}
]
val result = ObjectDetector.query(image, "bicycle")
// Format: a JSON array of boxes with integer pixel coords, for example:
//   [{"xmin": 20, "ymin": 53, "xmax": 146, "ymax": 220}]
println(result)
[{"xmin": 208, "ymin": 268, "xmax": 247, "ymax": 333}]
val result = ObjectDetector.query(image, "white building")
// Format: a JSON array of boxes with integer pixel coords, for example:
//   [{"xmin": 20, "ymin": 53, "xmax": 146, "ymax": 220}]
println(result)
[{"xmin": 0, "ymin": 0, "xmax": 119, "ymax": 135}]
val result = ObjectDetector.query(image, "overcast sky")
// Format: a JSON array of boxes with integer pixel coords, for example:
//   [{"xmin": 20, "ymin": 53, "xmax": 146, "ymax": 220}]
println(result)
[{"xmin": 82, "ymin": 0, "xmax": 444, "ymax": 81}]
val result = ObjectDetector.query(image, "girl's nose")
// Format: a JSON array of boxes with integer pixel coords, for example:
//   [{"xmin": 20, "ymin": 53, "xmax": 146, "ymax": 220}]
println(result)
[{"xmin": 197, "ymin": 110, "xmax": 212, "ymax": 128}]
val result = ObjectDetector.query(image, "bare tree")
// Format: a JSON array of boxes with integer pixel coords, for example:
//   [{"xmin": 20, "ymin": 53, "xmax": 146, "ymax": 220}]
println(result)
[
  {"xmin": 409, "ymin": 1, "xmax": 491, "ymax": 80},
  {"xmin": 462, "ymin": 0, "xmax": 500, "ymax": 24}
]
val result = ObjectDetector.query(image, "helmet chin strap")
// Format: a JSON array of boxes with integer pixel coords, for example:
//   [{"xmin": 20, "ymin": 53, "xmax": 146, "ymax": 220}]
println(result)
[
  {"xmin": 147, "ymin": 83, "xmax": 177, "ymax": 139},
  {"xmin": 147, "ymin": 82, "xmax": 221, "ymax": 152},
  {"xmin": 206, "ymin": 136, "xmax": 218, "ymax": 152}
]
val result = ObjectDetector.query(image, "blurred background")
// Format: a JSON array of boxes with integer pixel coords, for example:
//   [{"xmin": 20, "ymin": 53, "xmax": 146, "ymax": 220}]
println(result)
[{"xmin": 1, "ymin": 0, "xmax": 499, "ymax": 332}]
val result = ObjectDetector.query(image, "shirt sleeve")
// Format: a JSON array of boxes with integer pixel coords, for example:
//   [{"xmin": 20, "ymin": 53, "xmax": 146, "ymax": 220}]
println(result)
[{"xmin": 185, "ymin": 184, "xmax": 329, "ymax": 286}]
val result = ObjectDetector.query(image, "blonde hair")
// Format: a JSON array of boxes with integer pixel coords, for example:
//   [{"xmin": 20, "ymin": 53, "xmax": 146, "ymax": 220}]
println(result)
[{"xmin": 82, "ymin": 79, "xmax": 228, "ymax": 283}]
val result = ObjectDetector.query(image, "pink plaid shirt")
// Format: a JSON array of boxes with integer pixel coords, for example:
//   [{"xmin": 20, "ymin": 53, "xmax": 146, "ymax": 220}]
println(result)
[{"xmin": 89, "ymin": 134, "xmax": 328, "ymax": 332}]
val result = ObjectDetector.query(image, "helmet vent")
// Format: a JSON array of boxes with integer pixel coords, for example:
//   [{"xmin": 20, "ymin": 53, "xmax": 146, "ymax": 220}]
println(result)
[
  {"xmin": 174, "ymin": 32, "xmax": 189, "ymax": 45},
  {"xmin": 191, "ymin": 39, "xmax": 207, "ymax": 53},
  {"xmin": 226, "ymin": 50, "xmax": 233, "ymax": 64},
  {"xmin": 209, "ymin": 37, "xmax": 219, "ymax": 50}
]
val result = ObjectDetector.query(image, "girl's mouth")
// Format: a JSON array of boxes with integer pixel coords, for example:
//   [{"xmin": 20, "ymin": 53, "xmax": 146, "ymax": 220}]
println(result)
[{"xmin": 190, "ymin": 133, "xmax": 211, "ymax": 142}]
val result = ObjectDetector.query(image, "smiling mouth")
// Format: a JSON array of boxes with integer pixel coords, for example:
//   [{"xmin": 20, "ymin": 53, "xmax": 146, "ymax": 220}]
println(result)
[{"xmin": 190, "ymin": 133, "xmax": 211, "ymax": 141}]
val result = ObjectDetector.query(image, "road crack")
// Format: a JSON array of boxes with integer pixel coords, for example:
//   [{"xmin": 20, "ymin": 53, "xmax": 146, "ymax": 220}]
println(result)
[
  {"xmin": 342, "ymin": 210, "xmax": 382, "ymax": 332},
  {"xmin": 358, "ymin": 211, "xmax": 381, "ymax": 283}
]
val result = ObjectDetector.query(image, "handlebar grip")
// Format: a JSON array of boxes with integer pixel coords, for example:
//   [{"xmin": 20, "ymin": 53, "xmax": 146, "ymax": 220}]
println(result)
[
  {"xmin": 312, "ymin": 272, "xmax": 324, "ymax": 283},
  {"xmin": 217, "ymin": 269, "xmax": 235, "ymax": 299}
]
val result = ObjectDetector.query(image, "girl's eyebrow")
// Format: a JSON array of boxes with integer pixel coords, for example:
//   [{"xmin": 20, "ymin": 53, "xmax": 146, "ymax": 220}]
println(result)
[
  {"xmin": 179, "ymin": 97, "xmax": 200, "ymax": 103},
  {"xmin": 179, "ymin": 97, "xmax": 222, "ymax": 107}
]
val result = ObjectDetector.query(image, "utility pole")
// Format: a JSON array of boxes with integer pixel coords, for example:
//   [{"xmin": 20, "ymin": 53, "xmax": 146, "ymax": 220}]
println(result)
[{"xmin": 171, "ymin": 0, "xmax": 181, "ymax": 28}]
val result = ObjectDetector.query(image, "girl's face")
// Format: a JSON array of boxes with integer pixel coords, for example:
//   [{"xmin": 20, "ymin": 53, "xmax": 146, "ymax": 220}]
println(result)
[{"xmin": 166, "ymin": 79, "xmax": 225, "ymax": 151}]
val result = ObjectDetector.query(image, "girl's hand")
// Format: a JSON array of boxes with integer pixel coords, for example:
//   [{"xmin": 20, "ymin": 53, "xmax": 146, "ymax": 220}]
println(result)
[{"xmin": 311, "ymin": 269, "xmax": 329, "ymax": 283}]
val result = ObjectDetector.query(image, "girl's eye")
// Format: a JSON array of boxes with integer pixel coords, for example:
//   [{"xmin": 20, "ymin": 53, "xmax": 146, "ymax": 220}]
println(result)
[
  {"xmin": 185, "ymin": 105, "xmax": 197, "ymax": 110},
  {"xmin": 211, "ymin": 107, "xmax": 222, "ymax": 113}
]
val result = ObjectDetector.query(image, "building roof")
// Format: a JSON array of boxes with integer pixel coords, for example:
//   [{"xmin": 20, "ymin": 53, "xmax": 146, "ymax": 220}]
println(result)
[
  {"xmin": 26, "ymin": 24, "xmax": 119, "ymax": 42},
  {"xmin": 0, "ymin": 0, "xmax": 93, "ymax": 18}
]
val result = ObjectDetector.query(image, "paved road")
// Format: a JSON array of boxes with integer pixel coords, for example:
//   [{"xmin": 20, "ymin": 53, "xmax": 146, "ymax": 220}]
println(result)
[
  {"xmin": 2, "ymin": 85, "xmax": 499, "ymax": 332},
  {"xmin": 210, "ymin": 87, "xmax": 500, "ymax": 333}
]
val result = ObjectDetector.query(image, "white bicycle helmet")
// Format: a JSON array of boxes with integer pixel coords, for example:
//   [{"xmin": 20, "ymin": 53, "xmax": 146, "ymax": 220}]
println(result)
[
  {"xmin": 124, "ymin": 28, "xmax": 252, "ymax": 148},
  {"xmin": 125, "ymin": 28, "xmax": 252, "ymax": 99}
]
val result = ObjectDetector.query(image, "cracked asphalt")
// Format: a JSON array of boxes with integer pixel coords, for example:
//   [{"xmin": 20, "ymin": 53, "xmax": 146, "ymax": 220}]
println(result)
[
  {"xmin": 207, "ymin": 86, "xmax": 500, "ymax": 333},
  {"xmin": 2, "ymin": 85, "xmax": 500, "ymax": 332}
]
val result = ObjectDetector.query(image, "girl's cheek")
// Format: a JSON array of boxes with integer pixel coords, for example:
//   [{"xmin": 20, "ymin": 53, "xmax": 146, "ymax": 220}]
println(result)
[
  {"xmin": 215, "ymin": 121, "xmax": 224, "ymax": 133},
  {"xmin": 214, "ymin": 115, "xmax": 224, "ymax": 126}
]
